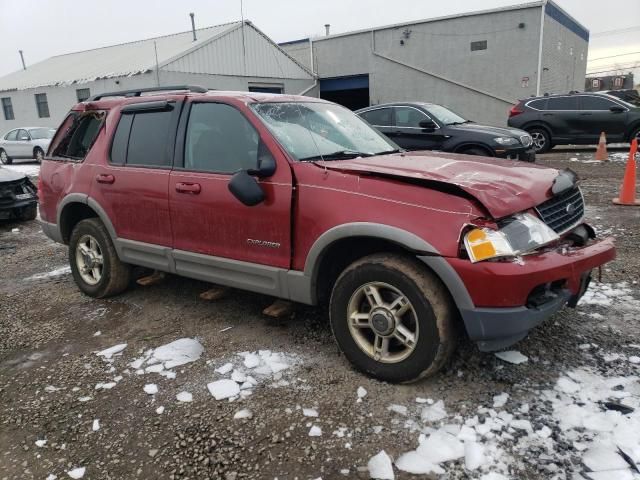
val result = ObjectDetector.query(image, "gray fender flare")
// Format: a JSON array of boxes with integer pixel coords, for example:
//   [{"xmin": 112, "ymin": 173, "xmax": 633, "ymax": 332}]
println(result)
[
  {"xmin": 300, "ymin": 222, "xmax": 474, "ymax": 310},
  {"xmin": 56, "ymin": 194, "xmax": 118, "ymax": 243}
]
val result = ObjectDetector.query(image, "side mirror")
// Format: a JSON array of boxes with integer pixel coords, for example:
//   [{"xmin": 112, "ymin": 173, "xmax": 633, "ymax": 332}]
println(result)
[
  {"xmin": 609, "ymin": 105, "xmax": 625, "ymax": 113},
  {"xmin": 419, "ymin": 120, "xmax": 437, "ymax": 131},
  {"xmin": 248, "ymin": 141, "xmax": 277, "ymax": 178},
  {"xmin": 19, "ymin": 135, "xmax": 30, "ymax": 141},
  {"xmin": 228, "ymin": 170, "xmax": 265, "ymax": 206}
]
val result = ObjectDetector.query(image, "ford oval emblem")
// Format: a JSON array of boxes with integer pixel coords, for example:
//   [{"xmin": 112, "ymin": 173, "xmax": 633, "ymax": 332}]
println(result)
[{"xmin": 566, "ymin": 203, "xmax": 575, "ymax": 214}]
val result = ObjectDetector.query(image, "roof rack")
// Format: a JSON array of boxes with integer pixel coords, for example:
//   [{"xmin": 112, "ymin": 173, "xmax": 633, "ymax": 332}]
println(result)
[{"xmin": 88, "ymin": 85, "xmax": 207, "ymax": 101}]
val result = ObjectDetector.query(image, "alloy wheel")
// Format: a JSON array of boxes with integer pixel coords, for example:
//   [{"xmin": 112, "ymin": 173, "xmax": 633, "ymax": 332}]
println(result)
[
  {"xmin": 347, "ymin": 281, "xmax": 419, "ymax": 364},
  {"xmin": 531, "ymin": 131, "xmax": 546, "ymax": 151},
  {"xmin": 0, "ymin": 150, "xmax": 7, "ymax": 164},
  {"xmin": 75, "ymin": 234, "xmax": 104, "ymax": 285},
  {"xmin": 35, "ymin": 149, "xmax": 44, "ymax": 163}
]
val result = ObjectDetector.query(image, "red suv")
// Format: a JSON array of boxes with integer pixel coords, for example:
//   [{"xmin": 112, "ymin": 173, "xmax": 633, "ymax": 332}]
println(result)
[{"xmin": 39, "ymin": 86, "xmax": 615, "ymax": 383}]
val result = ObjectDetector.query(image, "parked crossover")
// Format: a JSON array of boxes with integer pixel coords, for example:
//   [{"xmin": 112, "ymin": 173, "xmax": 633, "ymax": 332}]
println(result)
[
  {"xmin": 357, "ymin": 102, "xmax": 535, "ymax": 161},
  {"xmin": 508, "ymin": 92, "xmax": 640, "ymax": 153},
  {"xmin": 39, "ymin": 86, "xmax": 614, "ymax": 382},
  {"xmin": 0, "ymin": 127, "xmax": 56, "ymax": 164}
]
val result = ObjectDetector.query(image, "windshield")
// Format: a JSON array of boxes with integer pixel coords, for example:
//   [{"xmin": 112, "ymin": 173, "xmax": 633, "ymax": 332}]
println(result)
[
  {"xmin": 29, "ymin": 128, "xmax": 56, "ymax": 140},
  {"xmin": 251, "ymin": 102, "xmax": 398, "ymax": 161},
  {"xmin": 426, "ymin": 105, "xmax": 468, "ymax": 125}
]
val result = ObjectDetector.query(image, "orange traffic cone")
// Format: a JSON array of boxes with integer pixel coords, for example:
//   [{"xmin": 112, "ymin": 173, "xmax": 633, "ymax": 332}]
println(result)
[
  {"xmin": 595, "ymin": 132, "xmax": 608, "ymax": 161},
  {"xmin": 612, "ymin": 138, "xmax": 640, "ymax": 206}
]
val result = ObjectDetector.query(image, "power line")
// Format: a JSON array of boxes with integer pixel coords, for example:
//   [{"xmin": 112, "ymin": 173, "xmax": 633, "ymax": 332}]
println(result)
[
  {"xmin": 587, "ymin": 63, "xmax": 640, "ymax": 76},
  {"xmin": 591, "ymin": 26, "xmax": 640, "ymax": 37},
  {"xmin": 588, "ymin": 51, "xmax": 640, "ymax": 62}
]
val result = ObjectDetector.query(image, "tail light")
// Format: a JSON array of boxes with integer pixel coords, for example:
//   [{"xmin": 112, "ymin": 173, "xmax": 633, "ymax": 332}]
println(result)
[{"xmin": 509, "ymin": 104, "xmax": 524, "ymax": 118}]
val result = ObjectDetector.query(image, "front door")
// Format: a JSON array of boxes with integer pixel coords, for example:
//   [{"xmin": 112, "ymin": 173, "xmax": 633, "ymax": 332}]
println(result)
[
  {"xmin": 2, "ymin": 129, "xmax": 19, "ymax": 157},
  {"xmin": 578, "ymin": 95, "xmax": 629, "ymax": 143},
  {"xmin": 393, "ymin": 106, "xmax": 443, "ymax": 151},
  {"xmin": 169, "ymin": 100, "xmax": 293, "ymax": 271},
  {"xmin": 15, "ymin": 129, "xmax": 33, "ymax": 157}
]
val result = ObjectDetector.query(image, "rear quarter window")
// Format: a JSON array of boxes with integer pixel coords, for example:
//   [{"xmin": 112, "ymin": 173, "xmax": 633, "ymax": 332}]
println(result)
[
  {"xmin": 527, "ymin": 99, "xmax": 548, "ymax": 110},
  {"xmin": 50, "ymin": 111, "xmax": 105, "ymax": 161}
]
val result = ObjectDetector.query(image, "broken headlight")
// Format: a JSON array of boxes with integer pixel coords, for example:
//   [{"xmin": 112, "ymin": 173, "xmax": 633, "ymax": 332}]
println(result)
[{"xmin": 464, "ymin": 213, "xmax": 559, "ymax": 263}]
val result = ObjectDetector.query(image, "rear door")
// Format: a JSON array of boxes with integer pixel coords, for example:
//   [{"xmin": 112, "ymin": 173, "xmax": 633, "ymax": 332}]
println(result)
[
  {"xmin": 2, "ymin": 129, "xmax": 18, "ymax": 156},
  {"xmin": 169, "ymin": 99, "xmax": 293, "ymax": 269},
  {"xmin": 578, "ymin": 95, "xmax": 628, "ymax": 142},
  {"xmin": 393, "ymin": 106, "xmax": 443, "ymax": 151},
  {"xmin": 91, "ymin": 101, "xmax": 178, "ymax": 266}
]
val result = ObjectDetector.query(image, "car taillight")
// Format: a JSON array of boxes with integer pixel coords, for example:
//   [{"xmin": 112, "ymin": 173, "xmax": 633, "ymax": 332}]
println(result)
[{"xmin": 509, "ymin": 104, "xmax": 524, "ymax": 118}]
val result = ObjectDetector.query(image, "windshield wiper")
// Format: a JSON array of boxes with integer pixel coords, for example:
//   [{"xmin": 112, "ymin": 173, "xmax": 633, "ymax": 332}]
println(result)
[
  {"xmin": 299, "ymin": 150, "xmax": 374, "ymax": 161},
  {"xmin": 374, "ymin": 148, "xmax": 404, "ymax": 155}
]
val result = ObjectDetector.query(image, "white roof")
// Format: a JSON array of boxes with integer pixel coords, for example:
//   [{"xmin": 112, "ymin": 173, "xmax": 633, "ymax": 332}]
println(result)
[{"xmin": 0, "ymin": 22, "xmax": 245, "ymax": 92}]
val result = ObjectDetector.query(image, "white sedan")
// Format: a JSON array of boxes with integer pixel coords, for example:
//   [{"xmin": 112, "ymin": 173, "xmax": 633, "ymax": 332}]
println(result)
[{"xmin": 0, "ymin": 127, "xmax": 56, "ymax": 164}]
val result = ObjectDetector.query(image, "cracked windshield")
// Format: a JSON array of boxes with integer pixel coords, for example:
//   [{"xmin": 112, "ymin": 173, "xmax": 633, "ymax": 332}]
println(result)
[{"xmin": 251, "ymin": 102, "xmax": 399, "ymax": 161}]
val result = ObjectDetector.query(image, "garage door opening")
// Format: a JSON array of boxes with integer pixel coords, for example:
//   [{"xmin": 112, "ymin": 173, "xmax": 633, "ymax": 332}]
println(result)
[{"xmin": 320, "ymin": 75, "xmax": 370, "ymax": 110}]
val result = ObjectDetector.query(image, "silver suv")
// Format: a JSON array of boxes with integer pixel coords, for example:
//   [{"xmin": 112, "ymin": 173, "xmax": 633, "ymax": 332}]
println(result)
[{"xmin": 0, "ymin": 127, "xmax": 56, "ymax": 164}]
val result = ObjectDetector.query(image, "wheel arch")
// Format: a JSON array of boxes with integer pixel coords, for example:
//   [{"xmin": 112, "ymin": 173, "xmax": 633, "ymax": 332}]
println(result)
[
  {"xmin": 303, "ymin": 223, "xmax": 473, "ymax": 311},
  {"xmin": 58, "ymin": 195, "xmax": 117, "ymax": 244},
  {"xmin": 522, "ymin": 122, "xmax": 553, "ymax": 137},
  {"xmin": 626, "ymin": 121, "xmax": 640, "ymax": 142},
  {"xmin": 452, "ymin": 143, "xmax": 494, "ymax": 156}
]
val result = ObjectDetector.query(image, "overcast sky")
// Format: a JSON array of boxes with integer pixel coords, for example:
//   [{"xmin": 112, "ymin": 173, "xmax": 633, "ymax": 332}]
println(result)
[{"xmin": 0, "ymin": 0, "xmax": 638, "ymax": 79}]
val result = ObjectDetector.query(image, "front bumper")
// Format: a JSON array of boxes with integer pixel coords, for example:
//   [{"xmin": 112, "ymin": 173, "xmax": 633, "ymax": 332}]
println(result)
[
  {"xmin": 0, "ymin": 198, "xmax": 37, "ymax": 220},
  {"xmin": 495, "ymin": 146, "xmax": 536, "ymax": 162},
  {"xmin": 445, "ymin": 237, "xmax": 615, "ymax": 351}
]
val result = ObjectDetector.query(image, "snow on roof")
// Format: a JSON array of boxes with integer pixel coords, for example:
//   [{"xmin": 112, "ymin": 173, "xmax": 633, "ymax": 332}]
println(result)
[{"xmin": 0, "ymin": 21, "xmax": 242, "ymax": 92}]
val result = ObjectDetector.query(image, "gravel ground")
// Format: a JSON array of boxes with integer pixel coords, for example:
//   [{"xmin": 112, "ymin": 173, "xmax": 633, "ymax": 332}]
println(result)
[{"xmin": 1, "ymin": 147, "xmax": 639, "ymax": 480}]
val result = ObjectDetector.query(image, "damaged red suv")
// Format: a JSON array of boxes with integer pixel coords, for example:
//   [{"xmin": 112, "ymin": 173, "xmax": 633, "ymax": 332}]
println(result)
[{"xmin": 39, "ymin": 86, "xmax": 615, "ymax": 382}]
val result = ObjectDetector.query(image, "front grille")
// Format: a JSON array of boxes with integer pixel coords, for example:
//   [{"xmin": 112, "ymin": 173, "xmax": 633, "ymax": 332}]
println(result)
[
  {"xmin": 520, "ymin": 134, "xmax": 533, "ymax": 148},
  {"xmin": 535, "ymin": 186, "xmax": 584, "ymax": 234},
  {"xmin": 0, "ymin": 179, "xmax": 35, "ymax": 207}
]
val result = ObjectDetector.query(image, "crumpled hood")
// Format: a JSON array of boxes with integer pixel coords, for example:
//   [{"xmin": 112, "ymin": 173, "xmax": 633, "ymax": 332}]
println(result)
[
  {"xmin": 318, "ymin": 151, "xmax": 560, "ymax": 219},
  {"xmin": 448, "ymin": 122, "xmax": 527, "ymax": 138},
  {"xmin": 0, "ymin": 166, "xmax": 27, "ymax": 183}
]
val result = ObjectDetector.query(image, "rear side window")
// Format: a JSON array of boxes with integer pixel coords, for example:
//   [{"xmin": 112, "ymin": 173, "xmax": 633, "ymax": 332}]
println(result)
[
  {"xmin": 110, "ymin": 109, "xmax": 173, "ymax": 167},
  {"xmin": 51, "ymin": 112, "xmax": 105, "ymax": 160},
  {"xmin": 580, "ymin": 96, "xmax": 619, "ymax": 110},
  {"xmin": 547, "ymin": 97, "xmax": 578, "ymax": 110},
  {"xmin": 359, "ymin": 108, "xmax": 392, "ymax": 126},
  {"xmin": 527, "ymin": 99, "xmax": 548, "ymax": 110}
]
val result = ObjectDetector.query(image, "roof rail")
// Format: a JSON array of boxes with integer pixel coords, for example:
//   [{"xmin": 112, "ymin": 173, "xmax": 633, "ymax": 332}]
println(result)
[{"xmin": 88, "ymin": 85, "xmax": 207, "ymax": 101}]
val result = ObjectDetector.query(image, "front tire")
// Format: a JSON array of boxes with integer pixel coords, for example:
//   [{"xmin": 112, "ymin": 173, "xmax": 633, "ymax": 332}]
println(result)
[
  {"xmin": 462, "ymin": 147, "xmax": 491, "ymax": 157},
  {"xmin": 69, "ymin": 218, "xmax": 131, "ymax": 298},
  {"xmin": 34, "ymin": 147, "xmax": 44, "ymax": 164},
  {"xmin": 528, "ymin": 128, "xmax": 552, "ymax": 154},
  {"xmin": 329, "ymin": 253, "xmax": 456, "ymax": 383},
  {"xmin": 0, "ymin": 149, "xmax": 12, "ymax": 165}
]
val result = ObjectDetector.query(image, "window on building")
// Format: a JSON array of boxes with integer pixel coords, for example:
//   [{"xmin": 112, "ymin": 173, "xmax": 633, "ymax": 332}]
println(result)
[
  {"xmin": 359, "ymin": 108, "xmax": 392, "ymax": 126},
  {"xmin": 76, "ymin": 88, "xmax": 91, "ymax": 102},
  {"xmin": 395, "ymin": 107, "xmax": 430, "ymax": 128},
  {"xmin": 470, "ymin": 40, "xmax": 487, "ymax": 52},
  {"xmin": 547, "ymin": 97, "xmax": 578, "ymax": 110},
  {"xmin": 51, "ymin": 111, "xmax": 105, "ymax": 160},
  {"xmin": 613, "ymin": 77, "xmax": 624, "ymax": 88},
  {"xmin": 591, "ymin": 78, "xmax": 601, "ymax": 89},
  {"xmin": 248, "ymin": 85, "xmax": 283, "ymax": 94},
  {"xmin": 580, "ymin": 96, "xmax": 619, "ymax": 110},
  {"xmin": 1, "ymin": 97, "xmax": 14, "ymax": 120},
  {"xmin": 35, "ymin": 93, "xmax": 50, "ymax": 118},
  {"xmin": 184, "ymin": 103, "xmax": 259, "ymax": 173}
]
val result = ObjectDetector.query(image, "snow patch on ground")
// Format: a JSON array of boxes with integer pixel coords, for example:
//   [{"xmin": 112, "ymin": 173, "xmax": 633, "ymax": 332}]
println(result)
[
  {"xmin": 24, "ymin": 266, "xmax": 71, "ymax": 281},
  {"xmin": 129, "ymin": 338, "xmax": 203, "ymax": 378},
  {"xmin": 96, "ymin": 344, "xmax": 127, "ymax": 360},
  {"xmin": 494, "ymin": 350, "xmax": 528, "ymax": 364},
  {"xmin": 580, "ymin": 282, "xmax": 640, "ymax": 311},
  {"xmin": 368, "ymin": 450, "xmax": 394, "ymax": 479}
]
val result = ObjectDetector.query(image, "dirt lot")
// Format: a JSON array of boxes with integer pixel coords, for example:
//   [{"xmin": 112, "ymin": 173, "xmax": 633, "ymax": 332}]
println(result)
[{"xmin": 1, "ymin": 148, "xmax": 639, "ymax": 480}]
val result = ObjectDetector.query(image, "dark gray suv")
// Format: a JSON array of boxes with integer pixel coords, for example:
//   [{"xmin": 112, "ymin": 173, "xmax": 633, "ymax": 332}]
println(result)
[{"xmin": 508, "ymin": 92, "xmax": 640, "ymax": 153}]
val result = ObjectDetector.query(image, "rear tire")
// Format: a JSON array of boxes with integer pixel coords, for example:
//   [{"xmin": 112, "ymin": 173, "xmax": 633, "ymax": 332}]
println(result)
[
  {"xmin": 528, "ymin": 128, "xmax": 552, "ymax": 154},
  {"xmin": 20, "ymin": 204, "xmax": 37, "ymax": 221},
  {"xmin": 69, "ymin": 218, "xmax": 131, "ymax": 298},
  {"xmin": 630, "ymin": 127, "xmax": 640, "ymax": 144},
  {"xmin": 329, "ymin": 253, "xmax": 456, "ymax": 383},
  {"xmin": 0, "ymin": 149, "xmax": 12, "ymax": 165},
  {"xmin": 34, "ymin": 147, "xmax": 44, "ymax": 164}
]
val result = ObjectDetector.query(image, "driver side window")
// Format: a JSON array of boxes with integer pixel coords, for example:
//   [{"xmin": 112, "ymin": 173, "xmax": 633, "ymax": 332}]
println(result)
[
  {"xmin": 395, "ymin": 107, "xmax": 430, "ymax": 128},
  {"xmin": 185, "ymin": 103, "xmax": 259, "ymax": 174}
]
